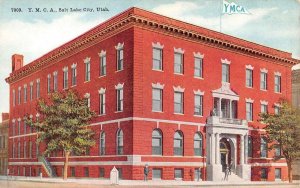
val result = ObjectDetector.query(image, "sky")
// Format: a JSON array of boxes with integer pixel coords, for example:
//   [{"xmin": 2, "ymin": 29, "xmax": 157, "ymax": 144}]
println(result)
[{"xmin": 0, "ymin": 0, "xmax": 299, "ymax": 121}]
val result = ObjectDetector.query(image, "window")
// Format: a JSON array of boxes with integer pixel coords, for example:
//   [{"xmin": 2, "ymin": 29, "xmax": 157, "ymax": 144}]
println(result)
[
  {"xmin": 117, "ymin": 129, "xmax": 123, "ymax": 155},
  {"xmin": 274, "ymin": 144, "xmax": 281, "ymax": 157},
  {"xmin": 152, "ymin": 169, "xmax": 162, "ymax": 179},
  {"xmin": 18, "ymin": 87, "xmax": 21, "ymax": 104},
  {"xmin": 275, "ymin": 168, "xmax": 281, "ymax": 180},
  {"xmin": 85, "ymin": 58, "xmax": 91, "ymax": 82},
  {"xmin": 18, "ymin": 142, "xmax": 20, "ymax": 158},
  {"xmin": 274, "ymin": 106, "xmax": 280, "ymax": 115},
  {"xmin": 12, "ymin": 142, "xmax": 15, "ymax": 158},
  {"xmin": 71, "ymin": 64, "xmax": 77, "ymax": 86},
  {"xmin": 152, "ymin": 129, "xmax": 162, "ymax": 155},
  {"xmin": 36, "ymin": 79, "xmax": 40, "ymax": 98},
  {"xmin": 174, "ymin": 169, "xmax": 183, "ymax": 179},
  {"xmin": 70, "ymin": 167, "xmax": 75, "ymax": 177},
  {"xmin": 261, "ymin": 168, "xmax": 268, "ymax": 181},
  {"xmin": 117, "ymin": 168, "xmax": 122, "ymax": 179},
  {"xmin": 261, "ymin": 104, "xmax": 268, "ymax": 114},
  {"xmin": 99, "ymin": 90, "xmax": 106, "ymax": 115},
  {"xmin": 260, "ymin": 137, "xmax": 267, "ymax": 158},
  {"xmin": 53, "ymin": 72, "xmax": 58, "ymax": 92},
  {"xmin": 246, "ymin": 69, "xmax": 253, "ymax": 87},
  {"xmin": 248, "ymin": 136, "xmax": 252, "ymax": 157},
  {"xmin": 100, "ymin": 132, "xmax": 105, "ymax": 155},
  {"xmin": 18, "ymin": 120, "xmax": 21, "ymax": 135},
  {"xmin": 29, "ymin": 141, "xmax": 32, "ymax": 158},
  {"xmin": 246, "ymin": 102, "xmax": 253, "ymax": 121},
  {"xmin": 194, "ymin": 94, "xmax": 203, "ymax": 116},
  {"xmin": 63, "ymin": 67, "xmax": 68, "ymax": 89},
  {"xmin": 30, "ymin": 83, "xmax": 33, "ymax": 100},
  {"xmin": 116, "ymin": 88, "xmax": 123, "ymax": 112},
  {"xmin": 174, "ymin": 92, "xmax": 183, "ymax": 114},
  {"xmin": 84, "ymin": 167, "xmax": 89, "ymax": 177},
  {"xmin": 36, "ymin": 143, "xmax": 39, "ymax": 157},
  {"xmin": 152, "ymin": 88, "xmax": 162, "ymax": 112},
  {"xmin": 23, "ymin": 85, "xmax": 27, "ymax": 103},
  {"xmin": 174, "ymin": 52, "xmax": 183, "ymax": 74},
  {"xmin": 153, "ymin": 48, "xmax": 162, "ymax": 70},
  {"xmin": 12, "ymin": 121, "xmax": 15, "ymax": 136},
  {"xmin": 13, "ymin": 89, "xmax": 16, "ymax": 106},
  {"xmin": 84, "ymin": 93, "xmax": 90, "ymax": 108},
  {"xmin": 194, "ymin": 133, "xmax": 202, "ymax": 156},
  {"xmin": 194, "ymin": 57, "xmax": 203, "ymax": 78},
  {"xmin": 174, "ymin": 131, "xmax": 183, "ymax": 156},
  {"xmin": 24, "ymin": 120, "xmax": 26, "ymax": 134},
  {"xmin": 100, "ymin": 54, "xmax": 106, "ymax": 76},
  {"xmin": 274, "ymin": 75, "xmax": 281, "ymax": 93},
  {"xmin": 260, "ymin": 72, "xmax": 267, "ymax": 90},
  {"xmin": 222, "ymin": 63, "xmax": 230, "ymax": 83},
  {"xmin": 47, "ymin": 74, "xmax": 51, "ymax": 93},
  {"xmin": 116, "ymin": 48, "xmax": 124, "ymax": 71},
  {"xmin": 24, "ymin": 142, "xmax": 27, "ymax": 158},
  {"xmin": 99, "ymin": 167, "xmax": 105, "ymax": 178}
]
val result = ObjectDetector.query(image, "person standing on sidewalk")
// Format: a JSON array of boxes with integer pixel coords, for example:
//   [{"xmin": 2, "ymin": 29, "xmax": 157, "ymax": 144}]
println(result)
[
  {"xmin": 223, "ymin": 164, "xmax": 229, "ymax": 181},
  {"xmin": 144, "ymin": 164, "xmax": 150, "ymax": 181}
]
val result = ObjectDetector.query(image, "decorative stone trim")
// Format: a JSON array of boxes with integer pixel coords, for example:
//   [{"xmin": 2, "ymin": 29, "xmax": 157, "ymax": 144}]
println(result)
[
  {"xmin": 173, "ymin": 86, "xmax": 185, "ymax": 92},
  {"xmin": 29, "ymin": 114, "xmax": 33, "ymax": 118},
  {"xmin": 84, "ymin": 57, "xmax": 91, "ymax": 64},
  {"xmin": 115, "ymin": 83, "xmax": 124, "ymax": 89},
  {"xmin": 274, "ymin": 71, "xmax": 281, "ymax": 76},
  {"xmin": 18, "ymin": 86, "xmax": 21, "ymax": 91},
  {"xmin": 260, "ymin": 100, "xmax": 268, "ymax": 105},
  {"xmin": 245, "ymin": 98, "xmax": 254, "ymax": 103},
  {"xmin": 71, "ymin": 63, "xmax": 77, "ymax": 68},
  {"xmin": 12, "ymin": 119, "xmax": 16, "ymax": 123},
  {"xmin": 260, "ymin": 68, "xmax": 268, "ymax": 73},
  {"xmin": 174, "ymin": 47, "xmax": 185, "ymax": 54},
  {"xmin": 193, "ymin": 89, "xmax": 204, "ymax": 95},
  {"xmin": 36, "ymin": 79, "xmax": 40, "ymax": 83},
  {"xmin": 84, "ymin": 93, "xmax": 90, "ymax": 98},
  {"xmin": 17, "ymin": 118, "xmax": 21, "ymax": 121},
  {"xmin": 98, "ymin": 50, "xmax": 106, "ymax": 57},
  {"xmin": 23, "ymin": 84, "xmax": 27, "ymax": 88},
  {"xmin": 245, "ymin": 65, "xmax": 254, "ymax": 70},
  {"xmin": 274, "ymin": 103, "xmax": 281, "ymax": 107},
  {"xmin": 47, "ymin": 74, "xmax": 51, "ymax": 78},
  {"xmin": 53, "ymin": 71, "xmax": 58, "ymax": 76},
  {"xmin": 36, "ymin": 113, "xmax": 40, "ymax": 117},
  {"xmin": 152, "ymin": 42, "xmax": 164, "ymax": 49},
  {"xmin": 98, "ymin": 88, "xmax": 106, "ymax": 94},
  {"xmin": 221, "ymin": 58, "xmax": 231, "ymax": 65},
  {"xmin": 30, "ymin": 82, "xmax": 33, "ymax": 86},
  {"xmin": 62, "ymin": 66, "xmax": 68, "ymax": 72},
  {"xmin": 152, "ymin": 83, "xmax": 165, "ymax": 89},
  {"xmin": 193, "ymin": 52, "xmax": 204, "ymax": 59},
  {"xmin": 115, "ymin": 42, "xmax": 124, "ymax": 50}
]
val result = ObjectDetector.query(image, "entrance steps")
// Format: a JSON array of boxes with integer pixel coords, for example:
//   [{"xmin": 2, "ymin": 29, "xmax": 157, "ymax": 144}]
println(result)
[{"xmin": 223, "ymin": 173, "xmax": 247, "ymax": 182}]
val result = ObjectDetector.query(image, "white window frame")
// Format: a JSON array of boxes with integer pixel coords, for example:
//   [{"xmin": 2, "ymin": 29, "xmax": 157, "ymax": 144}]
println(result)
[
  {"xmin": 30, "ymin": 82, "xmax": 33, "ymax": 100},
  {"xmin": 98, "ymin": 88, "xmax": 106, "ymax": 115},
  {"xmin": 274, "ymin": 73, "xmax": 281, "ymax": 93},
  {"xmin": 63, "ymin": 66, "xmax": 68, "ymax": 89},
  {"xmin": 246, "ymin": 99, "xmax": 254, "ymax": 121},
  {"xmin": 194, "ymin": 52, "xmax": 204, "ymax": 78},
  {"xmin": 99, "ymin": 50, "xmax": 107, "ymax": 76},
  {"xmin": 12, "ymin": 89, "xmax": 16, "ymax": 106},
  {"xmin": 36, "ymin": 79, "xmax": 40, "ymax": 99},
  {"xmin": 260, "ymin": 69, "xmax": 268, "ymax": 90},
  {"xmin": 23, "ymin": 84, "xmax": 27, "ymax": 103},
  {"xmin": 84, "ymin": 57, "xmax": 91, "ymax": 82},
  {"xmin": 71, "ymin": 63, "xmax": 77, "ymax": 86},
  {"xmin": 174, "ymin": 48, "xmax": 184, "ymax": 74},
  {"xmin": 115, "ymin": 43, "xmax": 124, "ymax": 71},
  {"xmin": 53, "ymin": 71, "xmax": 58, "ymax": 92},
  {"xmin": 47, "ymin": 74, "xmax": 51, "ymax": 93},
  {"xmin": 115, "ymin": 83, "xmax": 124, "ymax": 112},
  {"xmin": 246, "ymin": 67, "xmax": 253, "ymax": 88}
]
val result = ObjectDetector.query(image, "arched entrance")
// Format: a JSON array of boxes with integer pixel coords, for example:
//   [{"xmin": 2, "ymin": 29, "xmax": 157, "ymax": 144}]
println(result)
[{"xmin": 220, "ymin": 138, "xmax": 233, "ymax": 172}]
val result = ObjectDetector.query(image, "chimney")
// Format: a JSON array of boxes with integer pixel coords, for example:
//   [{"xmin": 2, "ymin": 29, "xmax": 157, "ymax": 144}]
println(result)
[
  {"xmin": 1, "ymin": 113, "xmax": 9, "ymax": 121},
  {"xmin": 12, "ymin": 54, "xmax": 24, "ymax": 72}
]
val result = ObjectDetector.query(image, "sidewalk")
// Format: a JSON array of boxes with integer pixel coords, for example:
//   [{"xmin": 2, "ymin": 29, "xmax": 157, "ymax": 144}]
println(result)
[{"xmin": 0, "ymin": 176, "xmax": 299, "ymax": 187}]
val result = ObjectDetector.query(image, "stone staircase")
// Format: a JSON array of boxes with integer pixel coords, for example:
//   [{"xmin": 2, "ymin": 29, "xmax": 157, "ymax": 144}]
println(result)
[
  {"xmin": 226, "ymin": 173, "xmax": 246, "ymax": 182},
  {"xmin": 38, "ymin": 156, "xmax": 57, "ymax": 177}
]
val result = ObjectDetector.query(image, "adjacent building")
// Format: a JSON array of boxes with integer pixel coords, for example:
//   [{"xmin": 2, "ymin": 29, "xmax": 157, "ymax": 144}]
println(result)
[
  {"xmin": 5, "ymin": 7, "xmax": 299, "ymax": 181},
  {"xmin": 0, "ymin": 113, "xmax": 9, "ymax": 175}
]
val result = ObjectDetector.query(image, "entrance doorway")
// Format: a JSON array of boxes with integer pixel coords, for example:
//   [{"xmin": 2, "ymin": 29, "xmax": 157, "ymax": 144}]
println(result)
[{"xmin": 220, "ymin": 138, "xmax": 232, "ymax": 172}]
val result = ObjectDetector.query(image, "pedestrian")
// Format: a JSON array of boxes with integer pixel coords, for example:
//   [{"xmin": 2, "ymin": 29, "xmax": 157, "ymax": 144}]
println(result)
[
  {"xmin": 223, "ymin": 164, "xmax": 229, "ymax": 181},
  {"xmin": 229, "ymin": 161, "xmax": 233, "ymax": 175},
  {"xmin": 144, "ymin": 164, "xmax": 149, "ymax": 181}
]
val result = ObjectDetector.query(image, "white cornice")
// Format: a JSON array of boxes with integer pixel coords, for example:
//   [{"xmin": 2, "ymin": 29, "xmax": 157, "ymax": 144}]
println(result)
[
  {"xmin": 245, "ymin": 98, "xmax": 254, "ymax": 103},
  {"xmin": 152, "ymin": 82, "xmax": 165, "ymax": 89},
  {"xmin": 221, "ymin": 58, "xmax": 231, "ymax": 65},
  {"xmin": 193, "ymin": 52, "xmax": 204, "ymax": 59},
  {"xmin": 174, "ymin": 47, "xmax": 185, "ymax": 54},
  {"xmin": 84, "ymin": 57, "xmax": 91, "ymax": 64},
  {"xmin": 84, "ymin": 93, "xmax": 90, "ymax": 98},
  {"xmin": 152, "ymin": 42, "xmax": 164, "ymax": 49},
  {"xmin": 98, "ymin": 87, "xmax": 106, "ymax": 94},
  {"xmin": 260, "ymin": 68, "xmax": 268, "ymax": 73},
  {"xmin": 260, "ymin": 100, "xmax": 268, "ymax": 105},
  {"xmin": 71, "ymin": 63, "xmax": 77, "ymax": 68},
  {"xmin": 98, "ymin": 50, "xmax": 106, "ymax": 57},
  {"xmin": 115, "ymin": 83, "xmax": 124, "ymax": 90},
  {"xmin": 274, "ymin": 71, "xmax": 281, "ymax": 76},
  {"xmin": 115, "ymin": 42, "xmax": 124, "ymax": 50},
  {"xmin": 193, "ymin": 89, "xmax": 204, "ymax": 95},
  {"xmin": 245, "ymin": 64, "xmax": 254, "ymax": 70},
  {"xmin": 173, "ymin": 86, "xmax": 185, "ymax": 92}
]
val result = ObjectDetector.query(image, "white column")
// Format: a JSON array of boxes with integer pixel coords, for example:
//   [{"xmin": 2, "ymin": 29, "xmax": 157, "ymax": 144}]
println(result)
[
  {"xmin": 218, "ymin": 98, "xmax": 222, "ymax": 117},
  {"xmin": 244, "ymin": 134, "xmax": 248, "ymax": 164},
  {"xmin": 229, "ymin": 100, "xmax": 232, "ymax": 119},
  {"xmin": 211, "ymin": 133, "xmax": 215, "ymax": 164},
  {"xmin": 240, "ymin": 135, "xmax": 244, "ymax": 165},
  {"xmin": 215, "ymin": 133, "xmax": 220, "ymax": 164}
]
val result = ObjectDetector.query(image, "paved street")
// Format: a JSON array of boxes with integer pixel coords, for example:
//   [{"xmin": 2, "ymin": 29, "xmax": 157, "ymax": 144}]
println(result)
[{"xmin": 0, "ymin": 180, "xmax": 299, "ymax": 188}]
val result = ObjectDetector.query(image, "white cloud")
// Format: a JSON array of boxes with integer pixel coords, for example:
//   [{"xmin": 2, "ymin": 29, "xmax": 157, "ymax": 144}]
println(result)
[{"xmin": 0, "ymin": 13, "xmax": 102, "ymax": 121}]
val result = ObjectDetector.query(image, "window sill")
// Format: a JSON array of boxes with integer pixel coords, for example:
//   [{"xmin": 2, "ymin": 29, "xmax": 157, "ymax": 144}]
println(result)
[
  {"xmin": 99, "ymin": 75, "xmax": 106, "ymax": 78},
  {"xmin": 152, "ymin": 69, "xmax": 164, "ymax": 72},
  {"xmin": 274, "ymin": 92, "xmax": 282, "ymax": 94},
  {"xmin": 193, "ymin": 115, "xmax": 203, "ymax": 117},
  {"xmin": 98, "ymin": 114, "xmax": 106, "ymax": 117},
  {"xmin": 152, "ymin": 110, "xmax": 163, "ymax": 113},
  {"xmin": 260, "ymin": 89, "xmax": 267, "ymax": 92},
  {"xmin": 194, "ymin": 76, "xmax": 204, "ymax": 80},
  {"xmin": 71, "ymin": 85, "xmax": 77, "ymax": 88},
  {"xmin": 115, "ymin": 70, "xmax": 124, "ymax": 73},
  {"xmin": 246, "ymin": 86, "xmax": 253, "ymax": 89},
  {"xmin": 174, "ymin": 73, "xmax": 184, "ymax": 76},
  {"xmin": 174, "ymin": 113, "xmax": 184, "ymax": 115},
  {"xmin": 84, "ymin": 80, "xmax": 91, "ymax": 83},
  {"xmin": 115, "ymin": 111, "xmax": 123, "ymax": 113}
]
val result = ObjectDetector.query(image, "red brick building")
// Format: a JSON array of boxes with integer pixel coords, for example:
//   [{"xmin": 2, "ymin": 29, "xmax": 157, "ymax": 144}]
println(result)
[{"xmin": 5, "ymin": 7, "xmax": 299, "ymax": 181}]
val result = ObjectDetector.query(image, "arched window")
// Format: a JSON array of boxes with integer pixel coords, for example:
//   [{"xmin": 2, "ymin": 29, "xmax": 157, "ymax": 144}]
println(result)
[
  {"xmin": 152, "ymin": 129, "xmax": 162, "ymax": 155},
  {"xmin": 100, "ymin": 132, "xmax": 105, "ymax": 155},
  {"xmin": 117, "ymin": 129, "xmax": 123, "ymax": 155},
  {"xmin": 260, "ymin": 137, "xmax": 267, "ymax": 158},
  {"xmin": 174, "ymin": 131, "xmax": 183, "ymax": 156},
  {"xmin": 194, "ymin": 132, "xmax": 203, "ymax": 156},
  {"xmin": 248, "ymin": 136, "xmax": 252, "ymax": 157}
]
